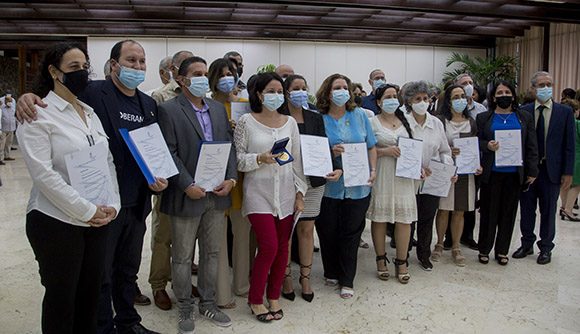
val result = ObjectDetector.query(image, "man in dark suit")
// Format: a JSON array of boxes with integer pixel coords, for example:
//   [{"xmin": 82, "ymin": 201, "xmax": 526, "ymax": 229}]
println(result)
[
  {"xmin": 16, "ymin": 39, "xmax": 166, "ymax": 334},
  {"xmin": 157, "ymin": 56, "xmax": 237, "ymax": 333},
  {"xmin": 514, "ymin": 71, "xmax": 575, "ymax": 265}
]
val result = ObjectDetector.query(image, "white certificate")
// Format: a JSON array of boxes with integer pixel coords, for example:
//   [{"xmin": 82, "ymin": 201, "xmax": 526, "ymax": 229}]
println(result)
[
  {"xmin": 395, "ymin": 137, "xmax": 423, "ymax": 180},
  {"xmin": 128, "ymin": 123, "xmax": 179, "ymax": 179},
  {"xmin": 495, "ymin": 129, "xmax": 523, "ymax": 167},
  {"xmin": 231, "ymin": 101, "xmax": 251, "ymax": 122},
  {"xmin": 300, "ymin": 135, "xmax": 333, "ymax": 177},
  {"xmin": 342, "ymin": 143, "xmax": 370, "ymax": 187},
  {"xmin": 64, "ymin": 142, "xmax": 116, "ymax": 206},
  {"xmin": 420, "ymin": 160, "xmax": 457, "ymax": 197},
  {"xmin": 194, "ymin": 142, "xmax": 232, "ymax": 191},
  {"xmin": 453, "ymin": 137, "xmax": 480, "ymax": 175}
]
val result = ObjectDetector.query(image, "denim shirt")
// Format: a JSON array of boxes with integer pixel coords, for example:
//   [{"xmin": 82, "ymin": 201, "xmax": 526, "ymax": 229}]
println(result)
[{"xmin": 322, "ymin": 107, "xmax": 377, "ymax": 200}]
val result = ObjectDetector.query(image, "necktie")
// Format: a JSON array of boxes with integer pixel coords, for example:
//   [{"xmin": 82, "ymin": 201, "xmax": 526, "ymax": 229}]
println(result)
[{"xmin": 537, "ymin": 105, "xmax": 546, "ymax": 159}]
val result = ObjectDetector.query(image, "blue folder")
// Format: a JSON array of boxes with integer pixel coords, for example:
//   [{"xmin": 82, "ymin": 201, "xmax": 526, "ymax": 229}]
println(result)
[{"xmin": 119, "ymin": 128, "xmax": 156, "ymax": 185}]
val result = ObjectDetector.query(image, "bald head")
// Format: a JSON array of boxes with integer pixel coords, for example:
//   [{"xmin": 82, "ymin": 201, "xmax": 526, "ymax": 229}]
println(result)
[{"xmin": 275, "ymin": 64, "xmax": 295, "ymax": 80}]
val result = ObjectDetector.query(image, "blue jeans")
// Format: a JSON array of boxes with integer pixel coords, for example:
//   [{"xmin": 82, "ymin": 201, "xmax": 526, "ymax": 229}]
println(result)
[{"xmin": 170, "ymin": 197, "xmax": 226, "ymax": 313}]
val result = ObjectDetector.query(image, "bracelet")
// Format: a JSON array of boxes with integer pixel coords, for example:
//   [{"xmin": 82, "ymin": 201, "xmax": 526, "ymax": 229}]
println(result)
[
  {"xmin": 370, "ymin": 168, "xmax": 376, "ymax": 172},
  {"xmin": 228, "ymin": 178, "xmax": 237, "ymax": 187},
  {"xmin": 256, "ymin": 154, "xmax": 262, "ymax": 166}
]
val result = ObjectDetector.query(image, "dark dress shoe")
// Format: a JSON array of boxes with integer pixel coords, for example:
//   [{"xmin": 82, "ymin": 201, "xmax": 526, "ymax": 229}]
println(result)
[
  {"xmin": 460, "ymin": 238, "xmax": 478, "ymax": 250},
  {"xmin": 313, "ymin": 246, "xmax": 320, "ymax": 253},
  {"xmin": 537, "ymin": 252, "xmax": 552, "ymax": 265},
  {"xmin": 0, "ymin": 161, "xmax": 5, "ymax": 165},
  {"xmin": 390, "ymin": 238, "xmax": 396, "ymax": 249},
  {"xmin": 4, "ymin": 157, "xmax": 14, "ymax": 161},
  {"xmin": 512, "ymin": 246, "xmax": 533, "ymax": 259},
  {"xmin": 191, "ymin": 262, "xmax": 198, "ymax": 275},
  {"xmin": 153, "ymin": 289, "xmax": 172, "ymax": 310},
  {"xmin": 127, "ymin": 323, "xmax": 160, "ymax": 334},
  {"xmin": 134, "ymin": 292, "xmax": 151, "ymax": 306},
  {"xmin": 443, "ymin": 238, "xmax": 452, "ymax": 250}
]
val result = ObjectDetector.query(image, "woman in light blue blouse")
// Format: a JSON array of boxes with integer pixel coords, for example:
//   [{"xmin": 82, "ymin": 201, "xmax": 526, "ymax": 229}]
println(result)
[{"xmin": 314, "ymin": 73, "xmax": 377, "ymax": 299}]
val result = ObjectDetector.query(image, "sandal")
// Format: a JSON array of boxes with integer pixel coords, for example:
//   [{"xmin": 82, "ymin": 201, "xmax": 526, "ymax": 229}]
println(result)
[
  {"xmin": 299, "ymin": 263, "xmax": 314, "ymax": 302},
  {"xmin": 375, "ymin": 254, "xmax": 390, "ymax": 281},
  {"xmin": 452, "ymin": 248, "xmax": 466, "ymax": 267},
  {"xmin": 269, "ymin": 308, "xmax": 284, "ymax": 320},
  {"xmin": 431, "ymin": 243, "xmax": 444, "ymax": 262},
  {"xmin": 281, "ymin": 264, "xmax": 295, "ymax": 301},
  {"xmin": 249, "ymin": 304, "xmax": 274, "ymax": 323},
  {"xmin": 495, "ymin": 254, "xmax": 509, "ymax": 266},
  {"xmin": 325, "ymin": 278, "xmax": 339, "ymax": 287},
  {"xmin": 359, "ymin": 238, "xmax": 370, "ymax": 249},
  {"xmin": 217, "ymin": 300, "xmax": 237, "ymax": 309},
  {"xmin": 393, "ymin": 258, "xmax": 410, "ymax": 284},
  {"xmin": 340, "ymin": 287, "xmax": 354, "ymax": 299},
  {"xmin": 478, "ymin": 254, "xmax": 489, "ymax": 264}
]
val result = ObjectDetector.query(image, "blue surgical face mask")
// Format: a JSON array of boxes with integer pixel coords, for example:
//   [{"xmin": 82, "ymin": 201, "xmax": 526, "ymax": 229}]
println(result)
[
  {"xmin": 187, "ymin": 76, "xmax": 209, "ymax": 98},
  {"xmin": 263, "ymin": 93, "xmax": 285, "ymax": 111},
  {"xmin": 463, "ymin": 84, "xmax": 474, "ymax": 98},
  {"xmin": 373, "ymin": 79, "xmax": 386, "ymax": 90},
  {"xmin": 289, "ymin": 90, "xmax": 308, "ymax": 108},
  {"xmin": 381, "ymin": 98, "xmax": 399, "ymax": 114},
  {"xmin": 118, "ymin": 66, "xmax": 145, "ymax": 89},
  {"xmin": 536, "ymin": 86, "xmax": 553, "ymax": 103},
  {"xmin": 331, "ymin": 89, "xmax": 350, "ymax": 107},
  {"xmin": 451, "ymin": 98, "xmax": 467, "ymax": 113},
  {"xmin": 217, "ymin": 76, "xmax": 236, "ymax": 93}
]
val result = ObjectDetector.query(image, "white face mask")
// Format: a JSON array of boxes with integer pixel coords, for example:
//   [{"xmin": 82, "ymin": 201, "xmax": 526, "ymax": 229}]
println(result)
[
  {"xmin": 463, "ymin": 84, "xmax": 474, "ymax": 98},
  {"xmin": 412, "ymin": 101, "xmax": 429, "ymax": 115}
]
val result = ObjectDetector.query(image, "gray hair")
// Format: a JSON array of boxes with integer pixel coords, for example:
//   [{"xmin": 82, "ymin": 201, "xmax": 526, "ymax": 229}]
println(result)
[
  {"xmin": 454, "ymin": 73, "xmax": 472, "ymax": 84},
  {"xmin": 224, "ymin": 51, "xmax": 242, "ymax": 59},
  {"xmin": 172, "ymin": 50, "xmax": 194, "ymax": 67},
  {"xmin": 402, "ymin": 81, "xmax": 430, "ymax": 109},
  {"xmin": 103, "ymin": 59, "xmax": 112, "ymax": 78},
  {"xmin": 159, "ymin": 56, "xmax": 172, "ymax": 71},
  {"xmin": 531, "ymin": 71, "xmax": 552, "ymax": 87}
]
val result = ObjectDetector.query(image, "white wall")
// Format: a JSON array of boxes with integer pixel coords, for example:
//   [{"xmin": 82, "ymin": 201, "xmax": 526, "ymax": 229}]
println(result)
[{"xmin": 87, "ymin": 37, "xmax": 486, "ymax": 93}]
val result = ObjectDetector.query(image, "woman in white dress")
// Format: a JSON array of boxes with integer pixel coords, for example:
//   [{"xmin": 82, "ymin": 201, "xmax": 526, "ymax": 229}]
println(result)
[
  {"xmin": 367, "ymin": 84, "xmax": 416, "ymax": 284},
  {"xmin": 432, "ymin": 85, "xmax": 481, "ymax": 267}
]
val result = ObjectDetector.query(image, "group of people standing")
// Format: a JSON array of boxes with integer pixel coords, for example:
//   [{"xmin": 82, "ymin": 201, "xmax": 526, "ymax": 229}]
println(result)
[{"xmin": 14, "ymin": 39, "xmax": 577, "ymax": 334}]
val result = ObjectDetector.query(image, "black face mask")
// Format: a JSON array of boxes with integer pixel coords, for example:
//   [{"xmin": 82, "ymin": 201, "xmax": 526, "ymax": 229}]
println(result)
[
  {"xmin": 496, "ymin": 96, "xmax": 513, "ymax": 109},
  {"xmin": 354, "ymin": 96, "xmax": 362, "ymax": 106},
  {"xmin": 237, "ymin": 66, "xmax": 243, "ymax": 78},
  {"xmin": 59, "ymin": 68, "xmax": 89, "ymax": 96}
]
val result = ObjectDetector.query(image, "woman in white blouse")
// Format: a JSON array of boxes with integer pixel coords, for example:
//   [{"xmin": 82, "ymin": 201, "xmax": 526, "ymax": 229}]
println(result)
[
  {"xmin": 403, "ymin": 81, "xmax": 455, "ymax": 272},
  {"xmin": 16, "ymin": 42, "xmax": 120, "ymax": 334},
  {"xmin": 234, "ymin": 72, "xmax": 307, "ymax": 322}
]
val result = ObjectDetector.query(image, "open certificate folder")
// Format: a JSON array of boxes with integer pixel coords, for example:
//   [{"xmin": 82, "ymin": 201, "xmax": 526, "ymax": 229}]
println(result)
[
  {"xmin": 64, "ymin": 142, "xmax": 116, "ymax": 206},
  {"xmin": 119, "ymin": 123, "xmax": 179, "ymax": 185},
  {"xmin": 194, "ymin": 142, "xmax": 232, "ymax": 191}
]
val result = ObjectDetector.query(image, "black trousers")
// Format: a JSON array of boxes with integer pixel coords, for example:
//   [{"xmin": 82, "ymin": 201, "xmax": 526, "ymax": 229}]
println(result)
[
  {"xmin": 26, "ymin": 210, "xmax": 109, "ymax": 334},
  {"xmin": 97, "ymin": 206, "xmax": 146, "ymax": 334},
  {"xmin": 478, "ymin": 172, "xmax": 520, "ymax": 256},
  {"xmin": 315, "ymin": 195, "xmax": 370, "ymax": 288},
  {"xmin": 519, "ymin": 164, "xmax": 560, "ymax": 253},
  {"xmin": 413, "ymin": 194, "xmax": 440, "ymax": 261}
]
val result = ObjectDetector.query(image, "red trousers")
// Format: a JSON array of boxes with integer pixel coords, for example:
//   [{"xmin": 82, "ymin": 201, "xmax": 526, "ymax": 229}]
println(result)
[{"xmin": 247, "ymin": 213, "xmax": 293, "ymax": 305}]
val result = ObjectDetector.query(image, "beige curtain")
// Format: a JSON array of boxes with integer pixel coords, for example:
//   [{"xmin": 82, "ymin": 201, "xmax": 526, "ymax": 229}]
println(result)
[
  {"xmin": 549, "ymin": 23, "xmax": 580, "ymax": 102},
  {"xmin": 495, "ymin": 26, "xmax": 544, "ymax": 94},
  {"xmin": 519, "ymin": 27, "xmax": 544, "ymax": 94}
]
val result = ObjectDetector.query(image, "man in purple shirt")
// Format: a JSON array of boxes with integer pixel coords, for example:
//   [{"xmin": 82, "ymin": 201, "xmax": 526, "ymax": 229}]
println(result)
[{"xmin": 156, "ymin": 56, "xmax": 238, "ymax": 334}]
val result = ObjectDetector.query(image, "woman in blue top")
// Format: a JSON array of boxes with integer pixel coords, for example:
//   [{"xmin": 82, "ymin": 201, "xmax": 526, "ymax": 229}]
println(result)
[
  {"xmin": 476, "ymin": 81, "xmax": 538, "ymax": 265},
  {"xmin": 314, "ymin": 73, "xmax": 377, "ymax": 299}
]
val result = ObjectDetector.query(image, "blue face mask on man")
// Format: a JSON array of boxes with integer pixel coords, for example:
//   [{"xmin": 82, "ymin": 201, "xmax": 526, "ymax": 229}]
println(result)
[
  {"xmin": 217, "ymin": 76, "xmax": 236, "ymax": 93},
  {"xmin": 536, "ymin": 86, "xmax": 553, "ymax": 103},
  {"xmin": 187, "ymin": 76, "xmax": 209, "ymax": 97},
  {"xmin": 373, "ymin": 79, "xmax": 386, "ymax": 91},
  {"xmin": 289, "ymin": 90, "xmax": 308, "ymax": 108},
  {"xmin": 118, "ymin": 65, "xmax": 145, "ymax": 89}
]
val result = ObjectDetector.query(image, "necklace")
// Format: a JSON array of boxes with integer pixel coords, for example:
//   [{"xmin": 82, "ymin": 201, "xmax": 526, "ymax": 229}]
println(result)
[{"xmin": 496, "ymin": 112, "xmax": 512, "ymax": 124}]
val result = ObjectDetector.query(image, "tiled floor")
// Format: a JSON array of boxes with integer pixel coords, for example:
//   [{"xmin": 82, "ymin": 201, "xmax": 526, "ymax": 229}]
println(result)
[{"xmin": 1, "ymin": 148, "xmax": 579, "ymax": 334}]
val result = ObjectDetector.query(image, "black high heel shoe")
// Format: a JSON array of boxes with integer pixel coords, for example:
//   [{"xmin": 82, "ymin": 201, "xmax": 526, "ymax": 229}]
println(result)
[
  {"xmin": 249, "ymin": 304, "xmax": 274, "ymax": 323},
  {"xmin": 560, "ymin": 210, "xmax": 580, "ymax": 221},
  {"xmin": 281, "ymin": 264, "xmax": 295, "ymax": 301},
  {"xmin": 299, "ymin": 263, "xmax": 314, "ymax": 302}
]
